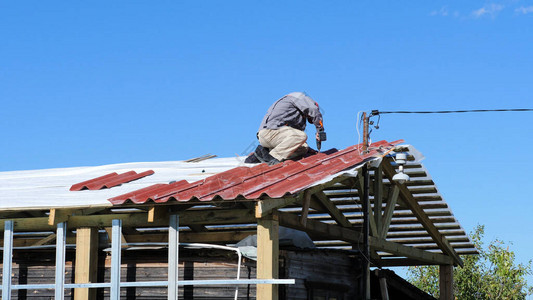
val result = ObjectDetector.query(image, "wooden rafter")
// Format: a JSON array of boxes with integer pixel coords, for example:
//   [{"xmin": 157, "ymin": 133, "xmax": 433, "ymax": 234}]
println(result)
[{"xmin": 381, "ymin": 157, "xmax": 463, "ymax": 266}]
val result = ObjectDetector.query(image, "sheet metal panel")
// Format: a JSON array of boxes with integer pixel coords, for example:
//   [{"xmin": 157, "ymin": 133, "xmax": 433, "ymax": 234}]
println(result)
[
  {"xmin": 70, "ymin": 170, "xmax": 154, "ymax": 191},
  {"xmin": 109, "ymin": 140, "xmax": 401, "ymax": 205}
]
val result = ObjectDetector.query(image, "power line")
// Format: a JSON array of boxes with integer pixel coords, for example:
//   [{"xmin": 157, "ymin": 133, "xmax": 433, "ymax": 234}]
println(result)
[{"xmin": 372, "ymin": 108, "xmax": 533, "ymax": 115}]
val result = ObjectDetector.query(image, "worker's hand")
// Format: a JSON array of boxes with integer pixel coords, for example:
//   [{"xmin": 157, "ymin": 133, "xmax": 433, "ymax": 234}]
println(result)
[{"xmin": 316, "ymin": 132, "xmax": 320, "ymax": 141}]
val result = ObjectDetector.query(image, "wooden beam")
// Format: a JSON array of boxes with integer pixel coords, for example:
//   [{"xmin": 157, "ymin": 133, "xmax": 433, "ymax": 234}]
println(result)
[
  {"xmin": 257, "ymin": 214, "xmax": 279, "ymax": 300},
  {"xmin": 439, "ymin": 264, "xmax": 454, "ymax": 300},
  {"xmin": 74, "ymin": 227, "xmax": 98, "ymax": 300},
  {"xmin": 313, "ymin": 191, "xmax": 352, "ymax": 227},
  {"xmin": 1, "ymin": 209, "xmax": 257, "ymax": 231},
  {"xmin": 278, "ymin": 211, "xmax": 453, "ymax": 265},
  {"xmin": 379, "ymin": 185, "xmax": 400, "ymax": 239},
  {"xmin": 128, "ymin": 230, "xmax": 256, "ymax": 244},
  {"xmin": 381, "ymin": 157, "xmax": 463, "ymax": 267},
  {"xmin": 255, "ymin": 197, "xmax": 298, "ymax": 218}
]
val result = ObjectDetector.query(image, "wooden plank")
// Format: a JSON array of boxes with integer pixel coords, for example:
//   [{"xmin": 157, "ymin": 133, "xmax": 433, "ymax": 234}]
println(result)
[
  {"xmin": 381, "ymin": 157, "xmax": 463, "ymax": 267},
  {"xmin": 313, "ymin": 191, "xmax": 352, "ymax": 227},
  {"xmin": 74, "ymin": 227, "xmax": 98, "ymax": 300},
  {"xmin": 439, "ymin": 264, "xmax": 453, "ymax": 300},
  {"xmin": 278, "ymin": 211, "xmax": 453, "ymax": 265},
  {"xmin": 380, "ymin": 185, "xmax": 400, "ymax": 239},
  {"xmin": 257, "ymin": 214, "xmax": 279, "ymax": 300}
]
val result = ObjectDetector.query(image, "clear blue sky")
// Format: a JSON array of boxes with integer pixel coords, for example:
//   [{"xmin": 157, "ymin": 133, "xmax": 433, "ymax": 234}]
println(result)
[{"xmin": 2, "ymin": 0, "xmax": 533, "ymax": 287}]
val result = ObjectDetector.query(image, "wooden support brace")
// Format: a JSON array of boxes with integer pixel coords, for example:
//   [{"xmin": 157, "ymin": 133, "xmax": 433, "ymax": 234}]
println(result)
[
  {"xmin": 379, "ymin": 185, "xmax": 400, "ymax": 239},
  {"xmin": 313, "ymin": 191, "xmax": 352, "ymax": 227},
  {"xmin": 31, "ymin": 233, "xmax": 57, "ymax": 246},
  {"xmin": 105, "ymin": 227, "xmax": 128, "ymax": 248},
  {"xmin": 300, "ymin": 191, "xmax": 312, "ymax": 226}
]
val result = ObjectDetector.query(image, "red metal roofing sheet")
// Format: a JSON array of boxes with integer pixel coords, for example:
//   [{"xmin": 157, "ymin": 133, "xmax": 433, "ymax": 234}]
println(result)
[
  {"xmin": 70, "ymin": 170, "xmax": 154, "ymax": 191},
  {"xmin": 108, "ymin": 140, "xmax": 402, "ymax": 205}
]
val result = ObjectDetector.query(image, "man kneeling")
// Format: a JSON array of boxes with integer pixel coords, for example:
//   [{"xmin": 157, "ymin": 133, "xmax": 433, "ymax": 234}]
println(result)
[{"xmin": 254, "ymin": 92, "xmax": 324, "ymax": 165}]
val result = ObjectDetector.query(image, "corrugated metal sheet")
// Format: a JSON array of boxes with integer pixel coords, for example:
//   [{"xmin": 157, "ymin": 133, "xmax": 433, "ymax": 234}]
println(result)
[
  {"xmin": 109, "ymin": 140, "xmax": 403, "ymax": 205},
  {"xmin": 70, "ymin": 170, "xmax": 154, "ymax": 191}
]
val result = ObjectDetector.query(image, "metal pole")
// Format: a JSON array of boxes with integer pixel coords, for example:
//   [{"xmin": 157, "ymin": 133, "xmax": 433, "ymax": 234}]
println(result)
[
  {"xmin": 54, "ymin": 222, "xmax": 67, "ymax": 300},
  {"xmin": 110, "ymin": 219, "xmax": 122, "ymax": 300},
  {"xmin": 2, "ymin": 220, "xmax": 14, "ymax": 299},
  {"xmin": 168, "ymin": 214, "xmax": 179, "ymax": 300}
]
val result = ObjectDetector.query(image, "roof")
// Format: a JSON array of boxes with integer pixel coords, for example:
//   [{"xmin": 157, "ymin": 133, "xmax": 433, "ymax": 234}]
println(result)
[
  {"xmin": 0, "ymin": 158, "xmax": 243, "ymax": 210},
  {"xmin": 109, "ymin": 139, "xmax": 400, "ymax": 205},
  {"xmin": 0, "ymin": 140, "xmax": 478, "ymax": 265}
]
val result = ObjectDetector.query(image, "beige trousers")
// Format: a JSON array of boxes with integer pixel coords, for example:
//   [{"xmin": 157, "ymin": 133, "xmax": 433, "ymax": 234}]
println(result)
[{"xmin": 258, "ymin": 126, "xmax": 309, "ymax": 161}]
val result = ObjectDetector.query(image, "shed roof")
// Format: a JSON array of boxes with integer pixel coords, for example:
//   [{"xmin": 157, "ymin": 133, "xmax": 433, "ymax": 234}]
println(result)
[{"xmin": 0, "ymin": 140, "xmax": 477, "ymax": 266}]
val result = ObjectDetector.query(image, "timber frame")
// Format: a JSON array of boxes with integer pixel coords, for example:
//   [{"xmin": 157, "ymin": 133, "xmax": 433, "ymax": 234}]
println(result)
[{"xmin": 0, "ymin": 156, "xmax": 475, "ymax": 300}]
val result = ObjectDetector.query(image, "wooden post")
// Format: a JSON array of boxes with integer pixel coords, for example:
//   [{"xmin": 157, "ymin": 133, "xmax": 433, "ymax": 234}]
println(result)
[
  {"xmin": 257, "ymin": 213, "xmax": 279, "ymax": 300},
  {"xmin": 439, "ymin": 264, "xmax": 453, "ymax": 300},
  {"xmin": 74, "ymin": 227, "xmax": 98, "ymax": 300},
  {"xmin": 362, "ymin": 112, "xmax": 369, "ymax": 152}
]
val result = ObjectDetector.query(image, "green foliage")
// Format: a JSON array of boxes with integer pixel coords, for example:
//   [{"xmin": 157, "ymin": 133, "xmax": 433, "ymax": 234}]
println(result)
[{"xmin": 407, "ymin": 225, "xmax": 533, "ymax": 299}]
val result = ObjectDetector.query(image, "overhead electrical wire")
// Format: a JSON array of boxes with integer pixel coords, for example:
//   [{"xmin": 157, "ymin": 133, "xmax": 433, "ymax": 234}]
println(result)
[{"xmin": 372, "ymin": 108, "xmax": 533, "ymax": 115}]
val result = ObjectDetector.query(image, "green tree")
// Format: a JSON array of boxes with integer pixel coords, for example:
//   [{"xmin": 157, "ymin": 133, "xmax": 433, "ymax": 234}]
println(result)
[{"xmin": 407, "ymin": 225, "xmax": 533, "ymax": 299}]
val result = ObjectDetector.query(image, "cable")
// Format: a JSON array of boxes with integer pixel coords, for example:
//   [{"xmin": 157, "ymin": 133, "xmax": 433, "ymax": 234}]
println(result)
[{"xmin": 374, "ymin": 108, "xmax": 533, "ymax": 115}]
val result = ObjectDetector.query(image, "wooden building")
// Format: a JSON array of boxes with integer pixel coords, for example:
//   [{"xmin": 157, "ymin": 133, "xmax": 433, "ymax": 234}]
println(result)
[{"xmin": 0, "ymin": 140, "xmax": 477, "ymax": 299}]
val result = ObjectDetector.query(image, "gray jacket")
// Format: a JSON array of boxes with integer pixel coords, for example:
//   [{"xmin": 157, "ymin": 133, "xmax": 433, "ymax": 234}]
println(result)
[{"xmin": 259, "ymin": 92, "xmax": 323, "ymax": 132}]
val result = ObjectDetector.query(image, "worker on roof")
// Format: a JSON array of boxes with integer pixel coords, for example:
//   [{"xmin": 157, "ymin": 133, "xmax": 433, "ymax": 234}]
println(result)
[{"xmin": 250, "ymin": 92, "xmax": 325, "ymax": 165}]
